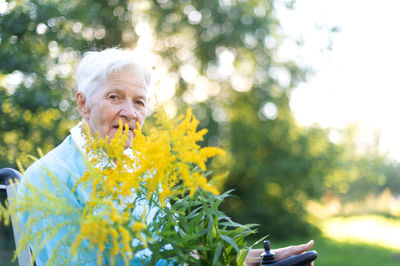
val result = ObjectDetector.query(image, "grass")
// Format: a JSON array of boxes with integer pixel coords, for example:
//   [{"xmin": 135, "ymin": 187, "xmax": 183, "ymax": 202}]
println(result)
[
  {"xmin": 272, "ymin": 235, "xmax": 400, "ymax": 266},
  {"xmin": 267, "ymin": 214, "xmax": 400, "ymax": 266}
]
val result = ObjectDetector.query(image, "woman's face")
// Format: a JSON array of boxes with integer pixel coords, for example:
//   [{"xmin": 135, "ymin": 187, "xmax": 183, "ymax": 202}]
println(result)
[{"xmin": 78, "ymin": 68, "xmax": 147, "ymax": 148}]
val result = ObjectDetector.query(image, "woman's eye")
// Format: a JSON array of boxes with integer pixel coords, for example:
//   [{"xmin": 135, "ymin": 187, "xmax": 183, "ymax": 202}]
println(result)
[
  {"xmin": 109, "ymin": 94, "xmax": 118, "ymax": 100},
  {"xmin": 136, "ymin": 101, "xmax": 145, "ymax": 107}
]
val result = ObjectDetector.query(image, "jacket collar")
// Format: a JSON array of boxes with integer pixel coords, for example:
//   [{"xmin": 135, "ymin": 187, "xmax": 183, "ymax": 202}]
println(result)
[{"xmin": 70, "ymin": 121, "xmax": 87, "ymax": 155}]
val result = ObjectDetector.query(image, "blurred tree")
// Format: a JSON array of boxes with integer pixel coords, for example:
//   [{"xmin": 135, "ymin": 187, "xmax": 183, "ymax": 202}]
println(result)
[
  {"xmin": 0, "ymin": 0, "xmax": 138, "ymax": 260},
  {"xmin": 142, "ymin": 0, "xmax": 400, "ymax": 237},
  {"xmin": 224, "ymin": 93, "xmax": 343, "ymax": 238},
  {"xmin": 323, "ymin": 126, "xmax": 400, "ymax": 201},
  {"xmin": 140, "ymin": 0, "xmax": 344, "ymax": 238},
  {"xmin": 381, "ymin": 162, "xmax": 400, "ymax": 195},
  {"xmin": 2, "ymin": 0, "xmax": 397, "ymax": 245},
  {"xmin": 0, "ymin": 0, "xmax": 136, "ymax": 168},
  {"xmin": 0, "ymin": 0, "xmax": 342, "ymax": 240}
]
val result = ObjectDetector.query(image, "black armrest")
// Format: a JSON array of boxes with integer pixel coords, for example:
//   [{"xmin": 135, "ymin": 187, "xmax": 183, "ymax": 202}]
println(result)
[{"xmin": 0, "ymin": 168, "xmax": 22, "ymax": 185}]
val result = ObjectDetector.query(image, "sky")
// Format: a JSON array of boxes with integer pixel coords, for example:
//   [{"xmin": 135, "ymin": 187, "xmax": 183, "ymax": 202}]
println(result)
[{"xmin": 275, "ymin": 0, "xmax": 400, "ymax": 160}]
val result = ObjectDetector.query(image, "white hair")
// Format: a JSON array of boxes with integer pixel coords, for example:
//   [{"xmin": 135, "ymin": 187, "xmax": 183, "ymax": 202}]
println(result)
[{"xmin": 77, "ymin": 48, "xmax": 151, "ymax": 98}]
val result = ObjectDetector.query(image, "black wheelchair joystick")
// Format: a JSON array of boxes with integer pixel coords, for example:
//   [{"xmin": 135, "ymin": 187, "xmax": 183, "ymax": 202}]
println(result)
[
  {"xmin": 260, "ymin": 240, "xmax": 277, "ymax": 264},
  {"xmin": 260, "ymin": 240, "xmax": 318, "ymax": 266}
]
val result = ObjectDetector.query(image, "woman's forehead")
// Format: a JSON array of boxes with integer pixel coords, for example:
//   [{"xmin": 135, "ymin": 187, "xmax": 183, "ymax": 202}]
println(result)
[
  {"xmin": 92, "ymin": 70, "xmax": 148, "ymax": 98},
  {"xmin": 107, "ymin": 69, "xmax": 147, "ymax": 89}
]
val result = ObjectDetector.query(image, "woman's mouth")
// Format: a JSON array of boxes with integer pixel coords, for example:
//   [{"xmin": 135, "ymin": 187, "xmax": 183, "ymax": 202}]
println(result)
[{"xmin": 112, "ymin": 125, "xmax": 134, "ymax": 133}]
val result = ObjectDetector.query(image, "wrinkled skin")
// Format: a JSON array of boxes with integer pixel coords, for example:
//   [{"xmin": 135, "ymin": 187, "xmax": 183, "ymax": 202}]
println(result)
[{"xmin": 76, "ymin": 68, "xmax": 147, "ymax": 148}]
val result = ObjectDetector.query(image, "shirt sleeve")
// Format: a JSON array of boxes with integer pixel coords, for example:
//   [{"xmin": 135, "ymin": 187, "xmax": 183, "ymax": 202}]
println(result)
[{"xmin": 16, "ymin": 160, "xmax": 97, "ymax": 266}]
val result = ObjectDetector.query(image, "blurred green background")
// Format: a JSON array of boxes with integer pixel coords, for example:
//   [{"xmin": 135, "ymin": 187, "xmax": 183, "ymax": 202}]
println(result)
[{"xmin": 0, "ymin": 0, "xmax": 399, "ymax": 265}]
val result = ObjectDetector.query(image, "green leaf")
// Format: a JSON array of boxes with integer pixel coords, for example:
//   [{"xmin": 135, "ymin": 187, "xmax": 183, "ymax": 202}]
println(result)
[
  {"xmin": 221, "ymin": 234, "xmax": 240, "ymax": 253},
  {"xmin": 212, "ymin": 244, "xmax": 223, "ymax": 265}
]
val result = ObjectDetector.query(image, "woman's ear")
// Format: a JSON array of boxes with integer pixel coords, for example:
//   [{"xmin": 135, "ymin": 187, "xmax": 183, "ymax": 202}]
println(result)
[{"xmin": 76, "ymin": 92, "xmax": 90, "ymax": 120}]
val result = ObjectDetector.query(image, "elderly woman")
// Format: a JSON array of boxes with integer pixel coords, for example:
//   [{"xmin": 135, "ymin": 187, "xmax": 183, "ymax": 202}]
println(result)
[{"xmin": 18, "ymin": 48, "xmax": 314, "ymax": 265}]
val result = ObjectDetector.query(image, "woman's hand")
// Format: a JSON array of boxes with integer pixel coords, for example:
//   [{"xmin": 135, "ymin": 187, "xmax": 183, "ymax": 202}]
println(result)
[{"xmin": 245, "ymin": 240, "xmax": 315, "ymax": 266}]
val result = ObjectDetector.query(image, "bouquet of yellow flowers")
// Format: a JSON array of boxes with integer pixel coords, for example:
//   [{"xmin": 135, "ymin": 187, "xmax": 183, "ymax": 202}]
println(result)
[{"xmin": 1, "ymin": 108, "xmax": 258, "ymax": 265}]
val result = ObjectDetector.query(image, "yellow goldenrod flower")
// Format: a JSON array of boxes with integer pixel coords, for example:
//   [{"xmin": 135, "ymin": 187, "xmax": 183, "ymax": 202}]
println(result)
[
  {"xmin": 2, "ymin": 107, "xmax": 228, "ymax": 266},
  {"xmin": 132, "ymin": 221, "xmax": 147, "ymax": 232}
]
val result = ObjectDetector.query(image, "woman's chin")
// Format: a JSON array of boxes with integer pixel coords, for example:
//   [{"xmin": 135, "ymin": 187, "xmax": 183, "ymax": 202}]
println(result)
[{"xmin": 107, "ymin": 128, "xmax": 133, "ymax": 148}]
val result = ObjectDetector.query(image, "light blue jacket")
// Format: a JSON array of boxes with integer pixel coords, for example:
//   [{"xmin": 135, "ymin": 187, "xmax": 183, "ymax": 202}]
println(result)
[{"xmin": 17, "ymin": 134, "xmax": 170, "ymax": 265}]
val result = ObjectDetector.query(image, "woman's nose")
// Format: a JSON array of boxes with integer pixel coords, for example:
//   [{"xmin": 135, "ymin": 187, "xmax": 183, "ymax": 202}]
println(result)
[{"xmin": 119, "ymin": 100, "xmax": 136, "ymax": 121}]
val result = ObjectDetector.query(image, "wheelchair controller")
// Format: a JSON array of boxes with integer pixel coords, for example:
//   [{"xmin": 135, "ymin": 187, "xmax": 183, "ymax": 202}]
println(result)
[{"xmin": 260, "ymin": 240, "xmax": 317, "ymax": 266}]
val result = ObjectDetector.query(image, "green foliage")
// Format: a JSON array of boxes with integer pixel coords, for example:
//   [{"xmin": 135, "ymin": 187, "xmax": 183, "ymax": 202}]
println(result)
[
  {"xmin": 0, "ymin": 0, "xmax": 135, "ymax": 168},
  {"xmin": 223, "ymin": 96, "xmax": 341, "ymax": 239},
  {"xmin": 148, "ymin": 190, "xmax": 258, "ymax": 265},
  {"xmin": 5, "ymin": 177, "xmax": 257, "ymax": 265},
  {"xmin": 319, "ymin": 127, "xmax": 400, "ymax": 202},
  {"xmin": 2, "ymin": 0, "xmax": 398, "ymax": 248},
  {"xmin": 142, "ymin": 0, "xmax": 329, "ymax": 239},
  {"xmin": 1, "ymin": 0, "xmax": 321, "ymax": 242}
]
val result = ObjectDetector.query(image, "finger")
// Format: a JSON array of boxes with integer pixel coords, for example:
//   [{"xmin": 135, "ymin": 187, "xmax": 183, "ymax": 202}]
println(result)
[
  {"xmin": 286, "ymin": 240, "xmax": 314, "ymax": 256},
  {"xmin": 274, "ymin": 240, "xmax": 314, "ymax": 261}
]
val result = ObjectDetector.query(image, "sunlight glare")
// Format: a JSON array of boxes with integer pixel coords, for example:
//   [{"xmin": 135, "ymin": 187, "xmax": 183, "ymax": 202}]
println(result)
[
  {"xmin": 322, "ymin": 215, "xmax": 400, "ymax": 251},
  {"xmin": 279, "ymin": 0, "xmax": 400, "ymax": 160},
  {"xmin": 131, "ymin": 21, "xmax": 178, "ymax": 105},
  {"xmin": 216, "ymin": 47, "xmax": 235, "ymax": 79},
  {"xmin": 2, "ymin": 70, "xmax": 24, "ymax": 95}
]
